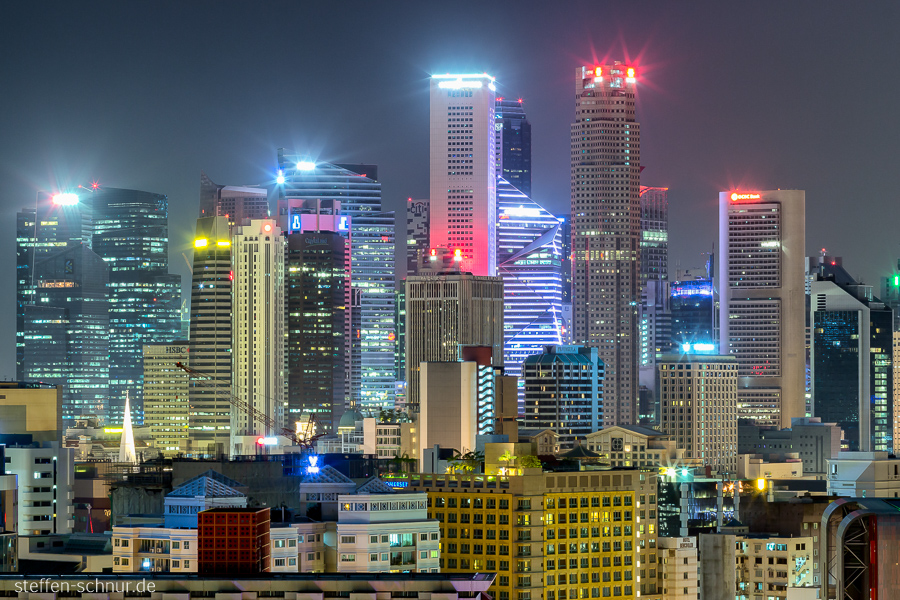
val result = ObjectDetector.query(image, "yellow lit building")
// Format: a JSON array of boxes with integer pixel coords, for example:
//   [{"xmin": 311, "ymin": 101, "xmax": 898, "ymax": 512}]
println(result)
[
  {"xmin": 395, "ymin": 468, "xmax": 662, "ymax": 600},
  {"xmin": 143, "ymin": 343, "xmax": 190, "ymax": 456}
]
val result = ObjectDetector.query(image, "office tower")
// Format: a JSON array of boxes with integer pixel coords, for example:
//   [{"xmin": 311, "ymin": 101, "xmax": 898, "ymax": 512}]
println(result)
[
  {"xmin": 810, "ymin": 265, "xmax": 893, "ymax": 451},
  {"xmin": 91, "ymin": 187, "xmax": 182, "ymax": 425},
  {"xmin": 522, "ymin": 345, "xmax": 604, "ymax": 449},
  {"xmin": 881, "ymin": 259, "xmax": 900, "ymax": 330},
  {"xmin": 199, "ymin": 172, "xmax": 269, "ymax": 225},
  {"xmin": 430, "ymin": 73, "xmax": 497, "ymax": 276},
  {"xmin": 275, "ymin": 152, "xmax": 396, "ymax": 411},
  {"xmin": 285, "ymin": 230, "xmax": 349, "ymax": 434},
  {"xmin": 670, "ymin": 278, "xmax": 716, "ymax": 351},
  {"xmin": 658, "ymin": 353, "xmax": 738, "ymax": 474},
  {"xmin": 558, "ymin": 214, "xmax": 573, "ymax": 344},
  {"xmin": 405, "ymin": 273, "xmax": 504, "ymax": 410},
  {"xmin": 718, "ymin": 190, "xmax": 806, "ymax": 429},
  {"xmin": 143, "ymin": 342, "xmax": 190, "ymax": 457},
  {"xmin": 497, "ymin": 178, "xmax": 564, "ymax": 410},
  {"xmin": 16, "ymin": 191, "xmax": 93, "ymax": 381},
  {"xmin": 639, "ymin": 187, "xmax": 668, "ymax": 288},
  {"xmin": 570, "ymin": 63, "xmax": 641, "ymax": 427},
  {"xmin": 494, "ymin": 98, "xmax": 532, "ymax": 197},
  {"xmin": 4, "ymin": 442, "xmax": 74, "ymax": 535},
  {"xmin": 406, "ymin": 198, "xmax": 429, "ymax": 275},
  {"xmin": 231, "ymin": 219, "xmax": 285, "ymax": 455},
  {"xmin": 395, "ymin": 282, "xmax": 406, "ymax": 386},
  {"xmin": 22, "ymin": 243, "xmax": 110, "ymax": 422},
  {"xmin": 187, "ymin": 216, "xmax": 233, "ymax": 456},
  {"xmin": 0, "ymin": 382, "xmax": 62, "ymax": 443}
]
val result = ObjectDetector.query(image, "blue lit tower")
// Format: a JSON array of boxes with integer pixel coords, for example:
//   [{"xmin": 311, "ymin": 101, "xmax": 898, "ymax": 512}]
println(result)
[
  {"xmin": 275, "ymin": 151, "xmax": 396, "ymax": 412},
  {"xmin": 17, "ymin": 190, "xmax": 109, "ymax": 422},
  {"xmin": 496, "ymin": 178, "xmax": 563, "ymax": 412},
  {"xmin": 670, "ymin": 278, "xmax": 716, "ymax": 351},
  {"xmin": 91, "ymin": 188, "xmax": 182, "ymax": 425},
  {"xmin": 16, "ymin": 191, "xmax": 93, "ymax": 380},
  {"xmin": 495, "ymin": 98, "xmax": 532, "ymax": 198}
]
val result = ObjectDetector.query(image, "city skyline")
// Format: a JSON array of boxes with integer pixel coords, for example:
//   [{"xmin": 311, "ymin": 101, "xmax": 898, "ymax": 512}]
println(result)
[{"xmin": 3, "ymin": 2, "xmax": 900, "ymax": 379}]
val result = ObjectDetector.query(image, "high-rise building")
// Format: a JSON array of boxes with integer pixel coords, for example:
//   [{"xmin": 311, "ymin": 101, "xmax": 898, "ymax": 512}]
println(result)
[
  {"xmin": 639, "ymin": 186, "xmax": 668, "ymax": 289},
  {"xmin": 0, "ymin": 382, "xmax": 63, "ymax": 443},
  {"xmin": 199, "ymin": 172, "xmax": 269, "ymax": 226},
  {"xmin": 188, "ymin": 216, "xmax": 233, "ymax": 456},
  {"xmin": 430, "ymin": 73, "xmax": 497, "ymax": 276},
  {"xmin": 404, "ymin": 273, "xmax": 504, "ymax": 410},
  {"xmin": 880, "ymin": 259, "xmax": 900, "ymax": 331},
  {"xmin": 406, "ymin": 198, "xmax": 429, "ymax": 276},
  {"xmin": 810, "ymin": 266, "xmax": 893, "ymax": 452},
  {"xmin": 497, "ymin": 178, "xmax": 564, "ymax": 410},
  {"xmin": 231, "ymin": 219, "xmax": 285, "ymax": 455},
  {"xmin": 22, "ymin": 243, "xmax": 110, "ymax": 422},
  {"xmin": 16, "ymin": 191, "xmax": 93, "ymax": 383},
  {"xmin": 285, "ymin": 230, "xmax": 349, "ymax": 434},
  {"xmin": 718, "ymin": 190, "xmax": 806, "ymax": 429},
  {"xmin": 658, "ymin": 354, "xmax": 738, "ymax": 474},
  {"xmin": 494, "ymin": 98, "xmax": 532, "ymax": 197},
  {"xmin": 570, "ymin": 63, "xmax": 641, "ymax": 427},
  {"xmin": 4, "ymin": 442, "xmax": 74, "ymax": 535},
  {"xmin": 275, "ymin": 153, "xmax": 396, "ymax": 411},
  {"xmin": 521, "ymin": 345, "xmax": 604, "ymax": 449},
  {"xmin": 91, "ymin": 187, "xmax": 182, "ymax": 425},
  {"xmin": 143, "ymin": 342, "xmax": 190, "ymax": 457}
]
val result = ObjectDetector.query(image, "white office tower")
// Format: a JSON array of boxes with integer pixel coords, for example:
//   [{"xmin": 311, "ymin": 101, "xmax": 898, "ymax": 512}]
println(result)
[
  {"xmin": 429, "ymin": 73, "xmax": 498, "ymax": 276},
  {"xmin": 231, "ymin": 219, "xmax": 285, "ymax": 455},
  {"xmin": 718, "ymin": 190, "xmax": 806, "ymax": 428},
  {"xmin": 570, "ymin": 63, "xmax": 641, "ymax": 426}
]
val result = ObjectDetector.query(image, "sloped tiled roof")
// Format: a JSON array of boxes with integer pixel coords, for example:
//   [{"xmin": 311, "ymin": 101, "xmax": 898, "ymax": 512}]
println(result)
[
  {"xmin": 167, "ymin": 473, "xmax": 245, "ymax": 499},
  {"xmin": 300, "ymin": 464, "xmax": 355, "ymax": 484},
  {"xmin": 355, "ymin": 477, "xmax": 394, "ymax": 494}
]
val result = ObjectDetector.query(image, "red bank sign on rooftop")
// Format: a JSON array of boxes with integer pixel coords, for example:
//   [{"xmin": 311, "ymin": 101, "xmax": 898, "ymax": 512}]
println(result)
[{"xmin": 730, "ymin": 192, "xmax": 761, "ymax": 201}]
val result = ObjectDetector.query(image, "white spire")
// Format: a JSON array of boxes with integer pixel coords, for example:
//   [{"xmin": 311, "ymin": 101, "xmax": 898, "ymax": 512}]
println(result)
[{"xmin": 118, "ymin": 391, "xmax": 137, "ymax": 464}]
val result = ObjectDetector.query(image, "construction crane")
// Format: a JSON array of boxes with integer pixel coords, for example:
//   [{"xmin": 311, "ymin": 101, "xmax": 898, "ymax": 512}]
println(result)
[{"xmin": 175, "ymin": 362, "xmax": 321, "ymax": 451}]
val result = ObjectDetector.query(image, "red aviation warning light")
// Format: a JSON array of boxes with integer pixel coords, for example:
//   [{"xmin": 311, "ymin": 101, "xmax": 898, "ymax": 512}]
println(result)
[
  {"xmin": 626, "ymin": 67, "xmax": 635, "ymax": 79},
  {"xmin": 453, "ymin": 248, "xmax": 462, "ymax": 261},
  {"xmin": 594, "ymin": 67, "xmax": 602, "ymax": 77}
]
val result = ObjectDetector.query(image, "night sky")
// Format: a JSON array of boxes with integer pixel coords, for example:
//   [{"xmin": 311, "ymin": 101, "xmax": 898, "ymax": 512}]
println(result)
[{"xmin": 2, "ymin": 1, "xmax": 899, "ymax": 379}]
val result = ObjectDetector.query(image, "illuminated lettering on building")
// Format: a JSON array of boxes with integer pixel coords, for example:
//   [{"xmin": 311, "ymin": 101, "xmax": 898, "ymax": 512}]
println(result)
[
  {"xmin": 39, "ymin": 281, "xmax": 76, "ymax": 288},
  {"xmin": 730, "ymin": 193, "xmax": 762, "ymax": 201}
]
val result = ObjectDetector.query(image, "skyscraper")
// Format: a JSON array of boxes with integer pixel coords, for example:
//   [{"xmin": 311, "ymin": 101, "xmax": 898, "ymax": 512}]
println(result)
[
  {"xmin": 496, "ymin": 178, "xmax": 564, "ymax": 411},
  {"xmin": 495, "ymin": 98, "xmax": 532, "ymax": 197},
  {"xmin": 199, "ymin": 172, "xmax": 269, "ymax": 226},
  {"xmin": 22, "ymin": 243, "xmax": 109, "ymax": 422},
  {"xmin": 522, "ymin": 345, "xmax": 604, "ymax": 450},
  {"xmin": 718, "ymin": 190, "xmax": 806, "ymax": 429},
  {"xmin": 231, "ymin": 219, "xmax": 285, "ymax": 455},
  {"xmin": 639, "ymin": 187, "xmax": 668, "ymax": 289},
  {"xmin": 16, "ymin": 191, "xmax": 93, "ymax": 381},
  {"xmin": 91, "ymin": 188, "xmax": 182, "ymax": 425},
  {"xmin": 880, "ymin": 259, "xmax": 900, "ymax": 331},
  {"xmin": 570, "ymin": 63, "xmax": 641, "ymax": 426},
  {"xmin": 188, "ymin": 216, "xmax": 233, "ymax": 456},
  {"xmin": 405, "ymin": 273, "xmax": 504, "ymax": 410},
  {"xmin": 430, "ymin": 73, "xmax": 497, "ymax": 276},
  {"xmin": 406, "ymin": 198, "xmax": 430, "ymax": 276},
  {"xmin": 670, "ymin": 278, "xmax": 716, "ymax": 351},
  {"xmin": 275, "ymin": 152, "xmax": 396, "ymax": 411},
  {"xmin": 810, "ymin": 264, "xmax": 893, "ymax": 452},
  {"xmin": 285, "ymin": 229, "xmax": 349, "ymax": 434}
]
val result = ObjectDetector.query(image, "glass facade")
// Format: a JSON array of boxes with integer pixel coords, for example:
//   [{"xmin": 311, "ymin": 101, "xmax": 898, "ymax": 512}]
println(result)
[
  {"xmin": 497, "ymin": 178, "xmax": 564, "ymax": 411},
  {"xmin": 275, "ymin": 152, "xmax": 396, "ymax": 411},
  {"xmin": 670, "ymin": 279, "xmax": 716, "ymax": 351},
  {"xmin": 495, "ymin": 99, "xmax": 532, "ymax": 198},
  {"xmin": 285, "ymin": 231, "xmax": 348, "ymax": 433},
  {"xmin": 92, "ymin": 188, "xmax": 182, "ymax": 425}
]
